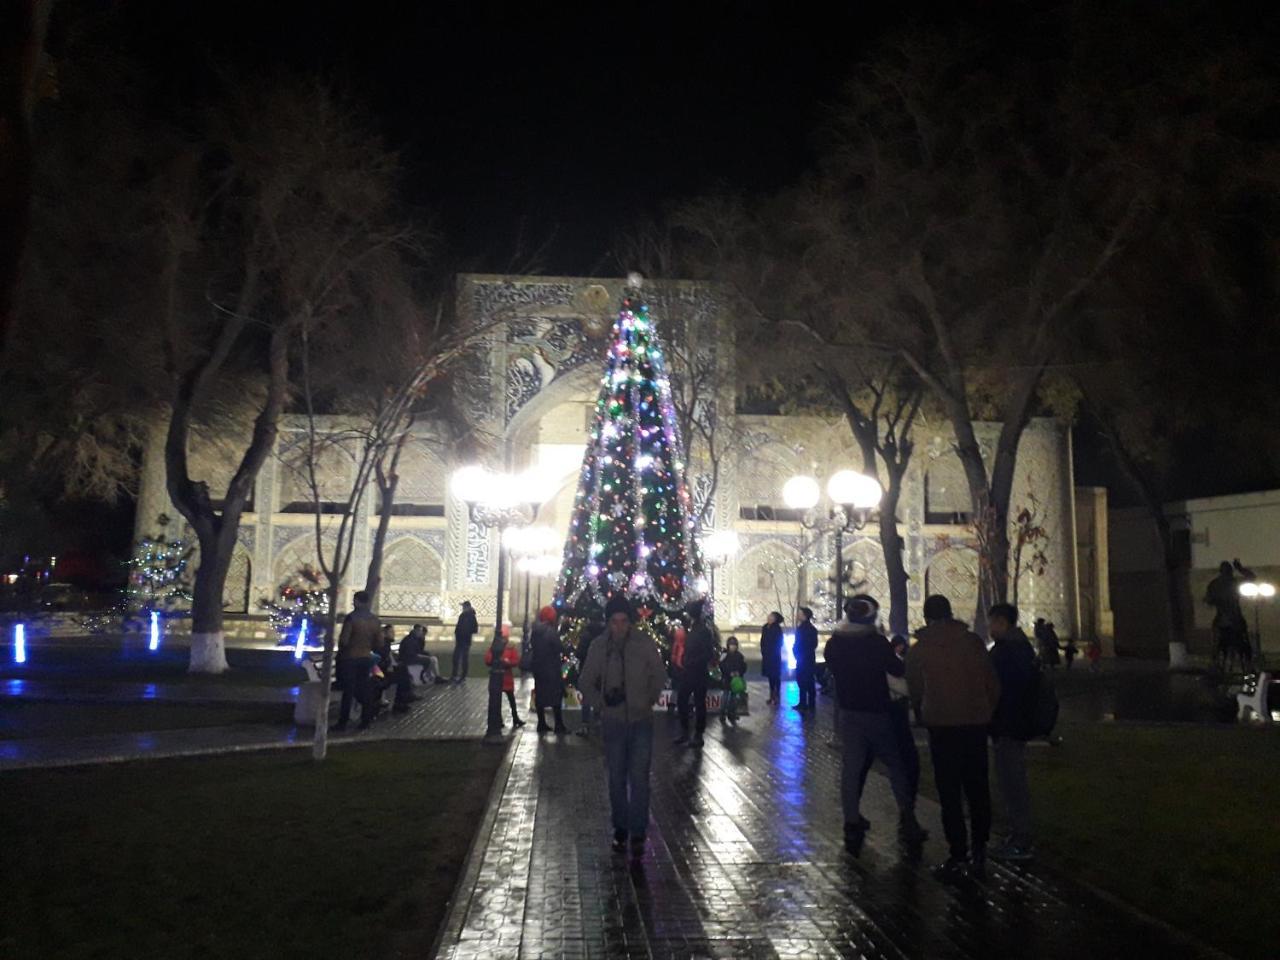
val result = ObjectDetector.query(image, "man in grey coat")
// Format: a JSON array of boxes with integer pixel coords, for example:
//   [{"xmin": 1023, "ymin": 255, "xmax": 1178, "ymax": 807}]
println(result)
[{"xmin": 578, "ymin": 593, "xmax": 668, "ymax": 858}]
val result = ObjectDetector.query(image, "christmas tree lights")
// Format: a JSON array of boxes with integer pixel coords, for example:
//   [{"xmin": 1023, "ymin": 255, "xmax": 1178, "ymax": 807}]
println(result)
[
  {"xmin": 554, "ymin": 278, "xmax": 704, "ymax": 618},
  {"xmin": 126, "ymin": 514, "xmax": 194, "ymax": 619},
  {"xmin": 259, "ymin": 565, "xmax": 329, "ymax": 647}
]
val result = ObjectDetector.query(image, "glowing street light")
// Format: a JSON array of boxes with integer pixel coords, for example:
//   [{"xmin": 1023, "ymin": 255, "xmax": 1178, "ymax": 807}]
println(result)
[
  {"xmin": 453, "ymin": 464, "xmax": 555, "ymax": 634},
  {"xmin": 782, "ymin": 469, "xmax": 883, "ymax": 620},
  {"xmin": 1239, "ymin": 581, "xmax": 1275, "ymax": 662},
  {"xmin": 148, "ymin": 610, "xmax": 161, "ymax": 652},
  {"xmin": 698, "ymin": 529, "xmax": 741, "ymax": 605}
]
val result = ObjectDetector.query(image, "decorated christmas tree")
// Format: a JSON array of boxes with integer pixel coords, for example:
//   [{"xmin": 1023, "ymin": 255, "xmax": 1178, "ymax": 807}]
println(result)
[
  {"xmin": 259, "ymin": 565, "xmax": 330, "ymax": 646},
  {"xmin": 125, "ymin": 514, "xmax": 194, "ymax": 618},
  {"xmin": 554, "ymin": 276, "xmax": 705, "ymax": 619}
]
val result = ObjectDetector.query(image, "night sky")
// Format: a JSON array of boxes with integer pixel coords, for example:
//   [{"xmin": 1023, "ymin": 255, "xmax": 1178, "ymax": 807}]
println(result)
[{"xmin": 121, "ymin": 0, "xmax": 919, "ymax": 272}]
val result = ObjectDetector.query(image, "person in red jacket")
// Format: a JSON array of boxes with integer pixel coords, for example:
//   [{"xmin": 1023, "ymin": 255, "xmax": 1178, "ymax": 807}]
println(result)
[{"xmin": 484, "ymin": 623, "xmax": 524, "ymax": 741}]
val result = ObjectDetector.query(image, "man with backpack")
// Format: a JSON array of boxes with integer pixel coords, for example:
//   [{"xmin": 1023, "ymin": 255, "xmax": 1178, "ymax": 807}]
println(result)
[{"xmin": 987, "ymin": 603, "xmax": 1039, "ymax": 862}]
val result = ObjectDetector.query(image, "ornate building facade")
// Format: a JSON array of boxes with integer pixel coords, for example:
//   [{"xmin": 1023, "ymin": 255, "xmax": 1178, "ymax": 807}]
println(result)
[{"xmin": 134, "ymin": 274, "xmax": 1084, "ymax": 635}]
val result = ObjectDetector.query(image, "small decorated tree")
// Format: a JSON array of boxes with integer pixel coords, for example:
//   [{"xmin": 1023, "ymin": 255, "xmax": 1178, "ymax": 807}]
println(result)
[
  {"xmin": 259, "ymin": 565, "xmax": 330, "ymax": 646},
  {"xmin": 124, "ymin": 514, "xmax": 194, "ymax": 627}
]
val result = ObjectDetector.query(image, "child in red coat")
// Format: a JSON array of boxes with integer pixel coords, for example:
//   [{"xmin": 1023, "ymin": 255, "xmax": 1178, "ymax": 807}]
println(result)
[{"xmin": 484, "ymin": 624, "xmax": 524, "ymax": 738}]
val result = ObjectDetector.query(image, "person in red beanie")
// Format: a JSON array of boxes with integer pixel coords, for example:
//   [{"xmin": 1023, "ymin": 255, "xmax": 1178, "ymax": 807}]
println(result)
[{"xmin": 531, "ymin": 605, "xmax": 569, "ymax": 734}]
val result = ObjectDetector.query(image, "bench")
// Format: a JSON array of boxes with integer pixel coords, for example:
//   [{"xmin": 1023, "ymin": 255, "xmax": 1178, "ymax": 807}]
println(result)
[{"xmin": 1236, "ymin": 671, "xmax": 1273, "ymax": 724}]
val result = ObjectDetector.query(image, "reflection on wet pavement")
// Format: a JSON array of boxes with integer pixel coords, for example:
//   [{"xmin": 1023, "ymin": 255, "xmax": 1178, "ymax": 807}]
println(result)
[{"xmin": 435, "ymin": 680, "xmax": 1223, "ymax": 959}]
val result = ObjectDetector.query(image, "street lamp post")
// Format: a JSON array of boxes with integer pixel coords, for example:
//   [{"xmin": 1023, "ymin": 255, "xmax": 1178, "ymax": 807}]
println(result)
[
  {"xmin": 1239, "ymin": 581, "xmax": 1275, "ymax": 665},
  {"xmin": 698, "ymin": 529, "xmax": 741, "ymax": 609},
  {"xmin": 519, "ymin": 553, "xmax": 563, "ymax": 616},
  {"xmin": 782, "ymin": 470, "xmax": 882, "ymax": 621},
  {"xmin": 506, "ymin": 525, "xmax": 560, "ymax": 632},
  {"xmin": 452, "ymin": 465, "xmax": 555, "ymax": 636}
]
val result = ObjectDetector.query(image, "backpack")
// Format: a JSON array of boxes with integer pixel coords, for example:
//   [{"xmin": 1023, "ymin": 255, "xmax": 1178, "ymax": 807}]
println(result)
[{"xmin": 1023, "ymin": 667, "xmax": 1060, "ymax": 738}]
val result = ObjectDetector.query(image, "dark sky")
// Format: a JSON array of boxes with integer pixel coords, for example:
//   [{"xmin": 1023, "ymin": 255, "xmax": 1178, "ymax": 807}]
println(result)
[{"xmin": 122, "ymin": 0, "xmax": 919, "ymax": 273}]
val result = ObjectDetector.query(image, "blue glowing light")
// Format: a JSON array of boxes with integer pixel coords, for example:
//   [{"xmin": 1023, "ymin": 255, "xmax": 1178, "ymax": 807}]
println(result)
[
  {"xmin": 782, "ymin": 629, "xmax": 797, "ymax": 672},
  {"xmin": 293, "ymin": 617, "xmax": 310, "ymax": 661},
  {"xmin": 148, "ymin": 610, "xmax": 161, "ymax": 651},
  {"xmin": 13, "ymin": 623, "xmax": 26, "ymax": 664}
]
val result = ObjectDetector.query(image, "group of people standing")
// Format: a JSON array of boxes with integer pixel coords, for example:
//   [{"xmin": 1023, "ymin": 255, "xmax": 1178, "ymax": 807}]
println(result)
[
  {"xmin": 828, "ymin": 591, "xmax": 1043, "ymax": 878},
  {"xmin": 758, "ymin": 607, "xmax": 820, "ymax": 710}
]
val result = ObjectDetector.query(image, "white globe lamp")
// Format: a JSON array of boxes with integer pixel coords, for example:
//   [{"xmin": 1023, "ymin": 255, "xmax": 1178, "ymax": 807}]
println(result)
[{"xmin": 783, "ymin": 475, "xmax": 821, "ymax": 511}]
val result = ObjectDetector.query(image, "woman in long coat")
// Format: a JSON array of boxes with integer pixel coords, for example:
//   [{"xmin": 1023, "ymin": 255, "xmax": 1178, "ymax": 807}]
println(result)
[
  {"xmin": 760, "ymin": 611, "xmax": 784, "ymax": 706},
  {"xmin": 531, "ymin": 606, "xmax": 569, "ymax": 733}
]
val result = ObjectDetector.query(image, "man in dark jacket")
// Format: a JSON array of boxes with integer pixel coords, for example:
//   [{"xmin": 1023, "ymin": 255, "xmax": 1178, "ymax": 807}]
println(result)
[
  {"xmin": 793, "ymin": 606, "xmax": 819, "ymax": 712},
  {"xmin": 451, "ymin": 601, "xmax": 478, "ymax": 683},
  {"xmin": 987, "ymin": 603, "xmax": 1038, "ymax": 861},
  {"xmin": 907, "ymin": 594, "xmax": 1000, "ymax": 879},
  {"xmin": 675, "ymin": 599, "xmax": 716, "ymax": 748},
  {"xmin": 392, "ymin": 624, "xmax": 426, "ymax": 712},
  {"xmin": 825, "ymin": 596, "xmax": 927, "ymax": 855}
]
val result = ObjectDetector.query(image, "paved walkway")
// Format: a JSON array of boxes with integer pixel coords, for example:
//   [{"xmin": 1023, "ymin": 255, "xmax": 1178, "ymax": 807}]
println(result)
[{"xmin": 435, "ymin": 681, "xmax": 1225, "ymax": 960}]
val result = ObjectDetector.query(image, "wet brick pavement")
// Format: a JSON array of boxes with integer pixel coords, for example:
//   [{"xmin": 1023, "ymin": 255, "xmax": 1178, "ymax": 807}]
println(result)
[{"xmin": 435, "ymin": 679, "xmax": 1226, "ymax": 960}]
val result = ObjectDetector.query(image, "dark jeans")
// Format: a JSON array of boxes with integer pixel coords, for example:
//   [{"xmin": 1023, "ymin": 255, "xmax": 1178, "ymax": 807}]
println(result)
[
  {"xmin": 601, "ymin": 718, "xmax": 654, "ymax": 837},
  {"xmin": 451, "ymin": 639, "xmax": 472, "ymax": 680},
  {"xmin": 538, "ymin": 705, "xmax": 565, "ymax": 730},
  {"xmin": 840, "ymin": 709, "xmax": 916, "ymax": 825},
  {"xmin": 992, "ymin": 736, "xmax": 1033, "ymax": 846},
  {"xmin": 766, "ymin": 675, "xmax": 781, "ymax": 702},
  {"xmin": 927, "ymin": 725, "xmax": 992, "ymax": 859},
  {"xmin": 677, "ymin": 672, "xmax": 708, "ymax": 734},
  {"xmin": 796, "ymin": 664, "xmax": 816, "ymax": 709},
  {"xmin": 485, "ymin": 672, "xmax": 504, "ymax": 735},
  {"xmin": 337, "ymin": 656, "xmax": 373, "ymax": 726},
  {"xmin": 505, "ymin": 689, "xmax": 521, "ymax": 723},
  {"xmin": 858, "ymin": 698, "xmax": 920, "ymax": 800}
]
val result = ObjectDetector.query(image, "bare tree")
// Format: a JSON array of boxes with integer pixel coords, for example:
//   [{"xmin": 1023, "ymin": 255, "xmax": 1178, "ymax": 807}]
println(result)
[
  {"xmin": 296, "ymin": 309, "xmax": 507, "ymax": 759},
  {"xmin": 670, "ymin": 192, "xmax": 925, "ymax": 633},
  {"xmin": 161, "ymin": 78, "xmax": 415, "ymax": 673},
  {"xmin": 812, "ymin": 32, "xmax": 1152, "ymax": 627}
]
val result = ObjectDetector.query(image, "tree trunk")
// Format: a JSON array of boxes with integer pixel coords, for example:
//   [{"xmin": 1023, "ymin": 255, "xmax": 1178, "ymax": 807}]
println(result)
[
  {"xmin": 165, "ymin": 320, "xmax": 289, "ymax": 673},
  {"xmin": 188, "ymin": 530, "xmax": 234, "ymax": 673},
  {"xmin": 1152, "ymin": 503, "xmax": 1188, "ymax": 667},
  {"xmin": 364, "ymin": 435, "xmax": 406, "ymax": 602},
  {"xmin": 1096, "ymin": 411, "xmax": 1187, "ymax": 665},
  {"xmin": 312, "ymin": 582, "xmax": 341, "ymax": 760},
  {"xmin": 880, "ymin": 474, "xmax": 910, "ymax": 636}
]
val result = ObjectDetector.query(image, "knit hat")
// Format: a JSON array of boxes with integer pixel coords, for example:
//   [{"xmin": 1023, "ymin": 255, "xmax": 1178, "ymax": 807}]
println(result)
[
  {"xmin": 849, "ymin": 593, "xmax": 879, "ymax": 612},
  {"xmin": 843, "ymin": 596, "xmax": 878, "ymax": 624},
  {"xmin": 604, "ymin": 593, "xmax": 634, "ymax": 621},
  {"xmin": 538, "ymin": 605, "xmax": 557, "ymax": 624}
]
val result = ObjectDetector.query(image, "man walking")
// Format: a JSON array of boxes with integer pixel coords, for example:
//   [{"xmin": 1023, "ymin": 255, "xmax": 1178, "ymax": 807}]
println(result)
[
  {"xmin": 987, "ymin": 603, "xmax": 1038, "ymax": 861},
  {"xmin": 674, "ymin": 599, "xmax": 715, "ymax": 747},
  {"xmin": 906, "ymin": 594, "xmax": 1000, "ymax": 880},
  {"xmin": 825, "ymin": 596, "xmax": 927, "ymax": 855},
  {"xmin": 579, "ymin": 594, "xmax": 667, "ymax": 858},
  {"xmin": 451, "ymin": 600, "xmax": 478, "ymax": 683},
  {"xmin": 334, "ymin": 590, "xmax": 381, "ymax": 731}
]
